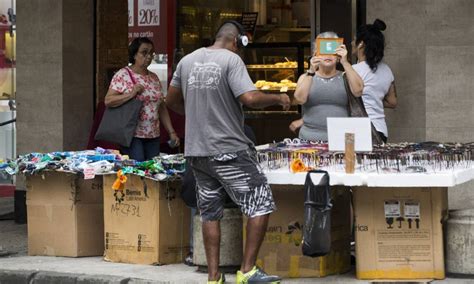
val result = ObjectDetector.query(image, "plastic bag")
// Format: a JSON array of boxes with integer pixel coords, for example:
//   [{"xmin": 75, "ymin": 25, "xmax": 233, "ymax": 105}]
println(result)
[{"xmin": 302, "ymin": 170, "xmax": 333, "ymax": 257}]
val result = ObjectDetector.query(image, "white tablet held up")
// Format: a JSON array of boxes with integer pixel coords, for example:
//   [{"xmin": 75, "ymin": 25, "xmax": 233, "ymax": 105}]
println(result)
[{"xmin": 327, "ymin": 117, "xmax": 373, "ymax": 152}]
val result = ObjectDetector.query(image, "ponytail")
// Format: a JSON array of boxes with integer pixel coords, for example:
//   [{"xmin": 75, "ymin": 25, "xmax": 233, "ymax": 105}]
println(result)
[{"xmin": 356, "ymin": 19, "xmax": 386, "ymax": 72}]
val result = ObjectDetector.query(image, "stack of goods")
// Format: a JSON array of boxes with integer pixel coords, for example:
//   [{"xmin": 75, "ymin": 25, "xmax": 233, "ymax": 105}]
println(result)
[
  {"xmin": 275, "ymin": 61, "xmax": 298, "ymax": 68},
  {"xmin": 247, "ymin": 61, "xmax": 309, "ymax": 69},
  {"xmin": 0, "ymin": 148, "xmax": 186, "ymax": 181},
  {"xmin": 257, "ymin": 139, "xmax": 474, "ymax": 173},
  {"xmin": 119, "ymin": 154, "xmax": 186, "ymax": 180},
  {"xmin": 0, "ymin": 158, "xmax": 16, "ymax": 177},
  {"xmin": 254, "ymin": 79, "xmax": 297, "ymax": 92}
]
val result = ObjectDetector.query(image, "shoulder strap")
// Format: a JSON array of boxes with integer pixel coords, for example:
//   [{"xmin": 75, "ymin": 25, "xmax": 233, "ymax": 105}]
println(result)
[
  {"xmin": 342, "ymin": 72, "xmax": 352, "ymax": 115},
  {"xmin": 125, "ymin": 67, "xmax": 137, "ymax": 85},
  {"xmin": 342, "ymin": 72, "xmax": 351, "ymax": 98}
]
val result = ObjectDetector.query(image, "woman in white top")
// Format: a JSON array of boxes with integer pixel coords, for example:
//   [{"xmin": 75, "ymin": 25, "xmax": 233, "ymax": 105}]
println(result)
[{"xmin": 352, "ymin": 19, "xmax": 397, "ymax": 143}]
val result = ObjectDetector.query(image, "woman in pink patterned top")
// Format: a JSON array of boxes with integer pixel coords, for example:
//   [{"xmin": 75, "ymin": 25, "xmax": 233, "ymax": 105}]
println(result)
[{"xmin": 104, "ymin": 37, "xmax": 179, "ymax": 161}]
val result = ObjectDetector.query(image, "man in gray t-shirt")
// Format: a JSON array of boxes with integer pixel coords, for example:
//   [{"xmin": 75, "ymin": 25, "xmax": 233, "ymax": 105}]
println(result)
[
  {"xmin": 170, "ymin": 47, "xmax": 255, "ymax": 157},
  {"xmin": 167, "ymin": 22, "xmax": 289, "ymax": 284}
]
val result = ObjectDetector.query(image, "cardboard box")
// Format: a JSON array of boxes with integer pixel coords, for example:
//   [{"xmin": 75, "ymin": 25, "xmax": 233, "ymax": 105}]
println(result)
[
  {"xmin": 353, "ymin": 187, "xmax": 447, "ymax": 280},
  {"xmin": 103, "ymin": 174, "xmax": 190, "ymax": 265},
  {"xmin": 249, "ymin": 185, "xmax": 352, "ymax": 278},
  {"xmin": 26, "ymin": 171, "xmax": 104, "ymax": 257}
]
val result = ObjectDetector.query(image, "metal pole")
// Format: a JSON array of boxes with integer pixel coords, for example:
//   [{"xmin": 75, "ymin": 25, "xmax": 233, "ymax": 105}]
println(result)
[
  {"xmin": 351, "ymin": 0, "xmax": 357, "ymax": 63},
  {"xmin": 310, "ymin": 0, "xmax": 321, "ymax": 53},
  {"xmin": 310, "ymin": 0, "xmax": 317, "ymax": 52},
  {"xmin": 10, "ymin": 0, "xmax": 16, "ymax": 161},
  {"xmin": 315, "ymin": 0, "xmax": 320, "ymax": 36}
]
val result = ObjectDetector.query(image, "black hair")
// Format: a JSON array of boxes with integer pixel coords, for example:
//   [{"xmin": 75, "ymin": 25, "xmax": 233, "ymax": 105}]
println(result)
[
  {"xmin": 356, "ymin": 19, "xmax": 386, "ymax": 72},
  {"xmin": 128, "ymin": 37, "xmax": 154, "ymax": 64},
  {"xmin": 215, "ymin": 21, "xmax": 241, "ymax": 43}
]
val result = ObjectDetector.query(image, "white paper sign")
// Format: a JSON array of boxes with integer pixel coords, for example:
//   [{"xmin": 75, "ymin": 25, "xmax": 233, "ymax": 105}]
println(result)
[
  {"xmin": 83, "ymin": 167, "xmax": 96, "ymax": 180},
  {"xmin": 384, "ymin": 200, "xmax": 401, "ymax": 218},
  {"xmin": 404, "ymin": 202, "xmax": 420, "ymax": 218},
  {"xmin": 128, "ymin": 0, "xmax": 134, "ymax": 27},
  {"xmin": 327, "ymin": 117, "xmax": 373, "ymax": 152},
  {"xmin": 138, "ymin": 0, "xmax": 160, "ymax": 27}
]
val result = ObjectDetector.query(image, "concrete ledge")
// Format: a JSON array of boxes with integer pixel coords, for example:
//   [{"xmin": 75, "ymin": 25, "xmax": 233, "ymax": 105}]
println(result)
[
  {"xmin": 33, "ymin": 271, "xmax": 79, "ymax": 284},
  {"xmin": 0, "ymin": 269, "xmax": 206, "ymax": 284},
  {"xmin": 76, "ymin": 274, "xmax": 130, "ymax": 284},
  {"xmin": 0, "ymin": 270, "xmax": 37, "ymax": 284},
  {"xmin": 0, "ymin": 270, "xmax": 134, "ymax": 284}
]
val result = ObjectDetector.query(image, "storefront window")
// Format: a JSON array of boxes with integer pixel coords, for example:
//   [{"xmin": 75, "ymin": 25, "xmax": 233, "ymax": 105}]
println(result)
[
  {"xmin": 174, "ymin": 0, "xmax": 313, "ymax": 144},
  {"xmin": 0, "ymin": 0, "xmax": 15, "ymax": 164},
  {"xmin": 177, "ymin": 0, "xmax": 245, "ymax": 54}
]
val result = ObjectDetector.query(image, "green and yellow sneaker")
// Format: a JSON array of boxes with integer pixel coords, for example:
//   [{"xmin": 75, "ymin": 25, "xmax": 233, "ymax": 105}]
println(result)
[
  {"xmin": 236, "ymin": 266, "xmax": 281, "ymax": 284},
  {"xmin": 207, "ymin": 273, "xmax": 225, "ymax": 284}
]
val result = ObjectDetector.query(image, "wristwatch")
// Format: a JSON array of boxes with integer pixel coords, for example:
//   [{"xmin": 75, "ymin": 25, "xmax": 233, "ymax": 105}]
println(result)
[{"xmin": 306, "ymin": 70, "xmax": 316, "ymax": 76}]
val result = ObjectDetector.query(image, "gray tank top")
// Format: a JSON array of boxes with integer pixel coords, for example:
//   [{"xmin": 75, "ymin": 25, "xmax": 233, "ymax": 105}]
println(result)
[{"xmin": 299, "ymin": 72, "xmax": 348, "ymax": 141}]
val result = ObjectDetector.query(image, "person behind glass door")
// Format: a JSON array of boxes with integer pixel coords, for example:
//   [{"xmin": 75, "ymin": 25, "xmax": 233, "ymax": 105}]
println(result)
[
  {"xmin": 104, "ymin": 37, "xmax": 180, "ymax": 161},
  {"xmin": 290, "ymin": 31, "xmax": 364, "ymax": 140},
  {"xmin": 352, "ymin": 19, "xmax": 397, "ymax": 143}
]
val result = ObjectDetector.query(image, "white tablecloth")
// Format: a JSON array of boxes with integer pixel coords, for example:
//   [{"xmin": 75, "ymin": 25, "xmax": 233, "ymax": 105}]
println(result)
[{"xmin": 264, "ymin": 167, "xmax": 474, "ymax": 187}]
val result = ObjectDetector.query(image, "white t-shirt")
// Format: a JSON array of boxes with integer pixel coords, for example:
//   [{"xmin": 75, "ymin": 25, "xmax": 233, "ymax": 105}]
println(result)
[{"xmin": 353, "ymin": 61, "xmax": 394, "ymax": 137}]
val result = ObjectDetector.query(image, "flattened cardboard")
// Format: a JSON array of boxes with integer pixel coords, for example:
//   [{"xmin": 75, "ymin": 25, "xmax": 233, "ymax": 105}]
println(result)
[
  {"xmin": 354, "ymin": 187, "xmax": 447, "ymax": 280},
  {"xmin": 26, "ymin": 172, "xmax": 104, "ymax": 257},
  {"xmin": 248, "ymin": 185, "xmax": 351, "ymax": 278},
  {"xmin": 103, "ymin": 174, "xmax": 190, "ymax": 265}
]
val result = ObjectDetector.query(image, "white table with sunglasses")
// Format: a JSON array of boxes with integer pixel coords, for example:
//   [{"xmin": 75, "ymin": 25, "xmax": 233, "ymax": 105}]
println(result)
[{"xmin": 257, "ymin": 138, "xmax": 474, "ymax": 188}]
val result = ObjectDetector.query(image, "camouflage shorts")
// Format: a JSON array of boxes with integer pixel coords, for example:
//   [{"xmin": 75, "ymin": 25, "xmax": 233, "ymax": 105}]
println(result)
[{"xmin": 188, "ymin": 148, "xmax": 276, "ymax": 221}]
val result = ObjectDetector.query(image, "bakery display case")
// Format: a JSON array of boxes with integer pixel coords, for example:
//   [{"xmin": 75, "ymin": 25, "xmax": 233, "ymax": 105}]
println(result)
[
  {"xmin": 175, "ymin": 1, "xmax": 313, "ymax": 144},
  {"xmin": 243, "ymin": 42, "xmax": 310, "ymax": 107},
  {"xmin": 241, "ymin": 42, "xmax": 310, "ymax": 144}
]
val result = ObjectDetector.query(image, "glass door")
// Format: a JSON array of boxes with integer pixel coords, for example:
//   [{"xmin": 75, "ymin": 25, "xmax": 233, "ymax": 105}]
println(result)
[{"xmin": 0, "ymin": 0, "xmax": 15, "ymax": 181}]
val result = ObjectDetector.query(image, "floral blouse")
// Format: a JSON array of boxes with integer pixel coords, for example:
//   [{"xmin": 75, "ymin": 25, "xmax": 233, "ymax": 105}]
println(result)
[{"xmin": 109, "ymin": 67, "xmax": 164, "ymax": 138}]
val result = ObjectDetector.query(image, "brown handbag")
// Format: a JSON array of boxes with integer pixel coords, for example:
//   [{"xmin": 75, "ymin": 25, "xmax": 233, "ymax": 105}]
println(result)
[{"xmin": 342, "ymin": 72, "xmax": 385, "ymax": 145}]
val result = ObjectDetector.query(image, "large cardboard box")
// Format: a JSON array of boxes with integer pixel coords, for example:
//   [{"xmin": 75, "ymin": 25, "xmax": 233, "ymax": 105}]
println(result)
[
  {"xmin": 354, "ymin": 187, "xmax": 447, "ymax": 280},
  {"xmin": 103, "ymin": 174, "xmax": 190, "ymax": 265},
  {"xmin": 249, "ymin": 185, "xmax": 352, "ymax": 278},
  {"xmin": 26, "ymin": 172, "xmax": 104, "ymax": 257}
]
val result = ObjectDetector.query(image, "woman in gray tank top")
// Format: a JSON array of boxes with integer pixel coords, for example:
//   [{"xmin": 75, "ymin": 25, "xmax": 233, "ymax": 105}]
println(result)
[{"xmin": 290, "ymin": 32, "xmax": 364, "ymax": 141}]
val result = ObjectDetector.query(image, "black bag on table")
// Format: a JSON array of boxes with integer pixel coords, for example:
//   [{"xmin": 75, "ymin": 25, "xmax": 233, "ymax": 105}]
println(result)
[{"xmin": 302, "ymin": 170, "xmax": 333, "ymax": 257}]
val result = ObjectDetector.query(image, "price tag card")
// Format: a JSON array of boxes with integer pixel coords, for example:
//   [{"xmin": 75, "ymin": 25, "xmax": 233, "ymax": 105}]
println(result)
[
  {"xmin": 384, "ymin": 200, "xmax": 401, "ymax": 218},
  {"xmin": 404, "ymin": 201, "xmax": 421, "ymax": 218},
  {"xmin": 83, "ymin": 167, "xmax": 96, "ymax": 180},
  {"xmin": 138, "ymin": 0, "xmax": 160, "ymax": 27}
]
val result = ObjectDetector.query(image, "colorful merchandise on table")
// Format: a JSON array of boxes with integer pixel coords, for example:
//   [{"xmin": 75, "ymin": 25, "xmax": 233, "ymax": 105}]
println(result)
[{"xmin": 0, "ymin": 147, "xmax": 186, "ymax": 181}]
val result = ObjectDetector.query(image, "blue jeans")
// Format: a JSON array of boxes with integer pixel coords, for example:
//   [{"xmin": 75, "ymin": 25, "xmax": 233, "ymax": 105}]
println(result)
[{"xmin": 121, "ymin": 137, "xmax": 160, "ymax": 161}]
